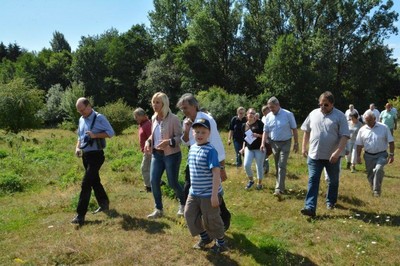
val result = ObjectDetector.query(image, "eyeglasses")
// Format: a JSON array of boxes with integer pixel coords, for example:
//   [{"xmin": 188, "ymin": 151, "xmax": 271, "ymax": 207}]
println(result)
[
  {"xmin": 248, "ymin": 112, "xmax": 256, "ymax": 115},
  {"xmin": 319, "ymin": 103, "xmax": 329, "ymax": 107}
]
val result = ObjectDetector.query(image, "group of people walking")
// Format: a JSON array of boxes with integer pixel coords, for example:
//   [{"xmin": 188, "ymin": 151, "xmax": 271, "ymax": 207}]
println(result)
[
  {"xmin": 70, "ymin": 90, "xmax": 395, "ymax": 253},
  {"xmin": 229, "ymin": 91, "xmax": 395, "ymax": 218}
]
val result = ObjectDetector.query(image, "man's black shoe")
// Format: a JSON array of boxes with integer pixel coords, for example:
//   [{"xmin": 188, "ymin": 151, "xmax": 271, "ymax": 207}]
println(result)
[
  {"xmin": 71, "ymin": 215, "xmax": 85, "ymax": 226},
  {"xmin": 146, "ymin": 186, "xmax": 152, "ymax": 192},
  {"xmin": 301, "ymin": 208, "xmax": 316, "ymax": 217},
  {"xmin": 93, "ymin": 205, "xmax": 109, "ymax": 214}
]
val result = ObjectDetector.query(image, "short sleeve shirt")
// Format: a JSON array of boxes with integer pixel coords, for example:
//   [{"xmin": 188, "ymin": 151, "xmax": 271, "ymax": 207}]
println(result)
[
  {"xmin": 301, "ymin": 108, "xmax": 350, "ymax": 160},
  {"xmin": 355, "ymin": 122, "xmax": 394, "ymax": 153}
]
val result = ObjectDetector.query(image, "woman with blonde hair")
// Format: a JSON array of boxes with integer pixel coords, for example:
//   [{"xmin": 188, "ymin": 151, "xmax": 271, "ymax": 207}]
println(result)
[{"xmin": 144, "ymin": 92, "xmax": 185, "ymax": 219}]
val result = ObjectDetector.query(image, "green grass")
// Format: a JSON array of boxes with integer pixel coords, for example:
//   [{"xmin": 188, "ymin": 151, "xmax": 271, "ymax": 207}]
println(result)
[{"xmin": 0, "ymin": 128, "xmax": 399, "ymax": 265}]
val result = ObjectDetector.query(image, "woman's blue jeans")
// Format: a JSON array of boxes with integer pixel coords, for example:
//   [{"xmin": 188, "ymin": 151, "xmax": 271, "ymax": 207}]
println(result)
[
  {"xmin": 150, "ymin": 151, "xmax": 184, "ymax": 210},
  {"xmin": 304, "ymin": 157, "xmax": 341, "ymax": 211}
]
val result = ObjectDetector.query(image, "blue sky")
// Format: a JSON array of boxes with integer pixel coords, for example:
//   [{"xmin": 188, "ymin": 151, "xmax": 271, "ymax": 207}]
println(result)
[{"xmin": 1, "ymin": 0, "xmax": 400, "ymax": 61}]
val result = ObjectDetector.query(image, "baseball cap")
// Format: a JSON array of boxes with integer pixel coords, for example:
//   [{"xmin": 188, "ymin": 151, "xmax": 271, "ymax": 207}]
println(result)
[{"xmin": 192, "ymin": 118, "xmax": 211, "ymax": 130}]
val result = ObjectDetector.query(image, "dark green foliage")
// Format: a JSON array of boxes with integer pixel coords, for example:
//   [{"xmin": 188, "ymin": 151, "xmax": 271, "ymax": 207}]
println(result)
[
  {"xmin": 0, "ymin": 150, "xmax": 7, "ymax": 159},
  {"xmin": 98, "ymin": 99, "xmax": 134, "ymax": 136},
  {"xmin": 196, "ymin": 86, "xmax": 248, "ymax": 129},
  {"xmin": 50, "ymin": 31, "xmax": 71, "ymax": 53},
  {"xmin": 0, "ymin": 78, "xmax": 44, "ymax": 133},
  {"xmin": 0, "ymin": 172, "xmax": 24, "ymax": 194}
]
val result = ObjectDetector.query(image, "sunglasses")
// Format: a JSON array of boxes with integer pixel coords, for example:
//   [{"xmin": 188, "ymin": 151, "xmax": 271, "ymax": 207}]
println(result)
[{"xmin": 319, "ymin": 103, "xmax": 329, "ymax": 107}]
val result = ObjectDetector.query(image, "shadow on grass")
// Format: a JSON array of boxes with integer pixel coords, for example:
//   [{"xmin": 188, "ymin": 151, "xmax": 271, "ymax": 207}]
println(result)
[
  {"xmin": 102, "ymin": 209, "xmax": 171, "ymax": 233},
  {"xmin": 304, "ymin": 209, "xmax": 399, "ymax": 227},
  {"xmin": 338, "ymin": 195, "xmax": 367, "ymax": 207},
  {"xmin": 222, "ymin": 233, "xmax": 317, "ymax": 266},
  {"xmin": 348, "ymin": 209, "xmax": 400, "ymax": 227}
]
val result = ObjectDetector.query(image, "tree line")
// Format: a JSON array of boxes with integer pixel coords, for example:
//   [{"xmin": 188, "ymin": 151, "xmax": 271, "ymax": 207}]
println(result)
[{"xmin": 0, "ymin": 0, "xmax": 399, "ymax": 133}]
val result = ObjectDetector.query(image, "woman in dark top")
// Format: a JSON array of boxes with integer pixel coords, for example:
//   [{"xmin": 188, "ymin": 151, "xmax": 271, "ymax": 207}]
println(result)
[{"xmin": 239, "ymin": 108, "xmax": 265, "ymax": 190}]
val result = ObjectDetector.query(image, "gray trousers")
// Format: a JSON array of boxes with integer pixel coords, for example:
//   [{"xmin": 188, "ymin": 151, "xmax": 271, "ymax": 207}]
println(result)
[
  {"xmin": 270, "ymin": 139, "xmax": 291, "ymax": 193},
  {"xmin": 364, "ymin": 151, "xmax": 388, "ymax": 194},
  {"xmin": 141, "ymin": 153, "xmax": 152, "ymax": 187}
]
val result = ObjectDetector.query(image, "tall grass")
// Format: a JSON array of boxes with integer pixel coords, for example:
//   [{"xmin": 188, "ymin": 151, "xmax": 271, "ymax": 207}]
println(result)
[{"xmin": 0, "ymin": 128, "xmax": 399, "ymax": 265}]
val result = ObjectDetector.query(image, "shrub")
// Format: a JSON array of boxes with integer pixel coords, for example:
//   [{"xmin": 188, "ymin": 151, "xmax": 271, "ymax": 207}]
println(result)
[
  {"xmin": 38, "ymin": 84, "xmax": 66, "ymax": 126},
  {"xmin": 0, "ymin": 78, "xmax": 44, "ymax": 133},
  {"xmin": 196, "ymin": 86, "xmax": 248, "ymax": 129},
  {"xmin": 98, "ymin": 99, "xmax": 134, "ymax": 135},
  {"xmin": 0, "ymin": 150, "xmax": 8, "ymax": 159},
  {"xmin": 0, "ymin": 173, "xmax": 24, "ymax": 194},
  {"xmin": 60, "ymin": 82, "xmax": 89, "ymax": 129}
]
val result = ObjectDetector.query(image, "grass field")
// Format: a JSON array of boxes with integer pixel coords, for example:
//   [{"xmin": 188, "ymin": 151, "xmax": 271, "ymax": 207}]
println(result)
[{"xmin": 0, "ymin": 127, "xmax": 399, "ymax": 265}]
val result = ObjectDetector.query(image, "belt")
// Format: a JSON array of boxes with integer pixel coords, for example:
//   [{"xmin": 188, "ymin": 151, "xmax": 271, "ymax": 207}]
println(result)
[
  {"xmin": 365, "ymin": 150, "xmax": 386, "ymax": 156},
  {"xmin": 270, "ymin": 139, "xmax": 291, "ymax": 142},
  {"xmin": 153, "ymin": 149, "xmax": 164, "ymax": 154},
  {"xmin": 83, "ymin": 149, "xmax": 103, "ymax": 153}
]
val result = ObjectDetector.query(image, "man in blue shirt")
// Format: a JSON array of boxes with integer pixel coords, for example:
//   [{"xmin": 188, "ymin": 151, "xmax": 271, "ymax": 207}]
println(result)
[
  {"xmin": 261, "ymin": 97, "xmax": 298, "ymax": 200},
  {"xmin": 71, "ymin": 97, "xmax": 115, "ymax": 226}
]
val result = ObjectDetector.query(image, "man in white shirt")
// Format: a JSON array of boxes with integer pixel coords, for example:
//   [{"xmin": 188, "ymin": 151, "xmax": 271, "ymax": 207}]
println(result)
[
  {"xmin": 177, "ymin": 93, "xmax": 231, "ymax": 231},
  {"xmin": 344, "ymin": 104, "xmax": 359, "ymax": 121},
  {"xmin": 363, "ymin": 103, "xmax": 380, "ymax": 123},
  {"xmin": 356, "ymin": 110, "xmax": 394, "ymax": 197}
]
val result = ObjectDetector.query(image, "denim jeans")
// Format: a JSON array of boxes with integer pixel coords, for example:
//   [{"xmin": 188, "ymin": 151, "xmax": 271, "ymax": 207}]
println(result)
[
  {"xmin": 233, "ymin": 139, "xmax": 243, "ymax": 166},
  {"xmin": 304, "ymin": 157, "xmax": 341, "ymax": 211},
  {"xmin": 150, "ymin": 151, "xmax": 184, "ymax": 210},
  {"xmin": 244, "ymin": 147, "xmax": 265, "ymax": 180}
]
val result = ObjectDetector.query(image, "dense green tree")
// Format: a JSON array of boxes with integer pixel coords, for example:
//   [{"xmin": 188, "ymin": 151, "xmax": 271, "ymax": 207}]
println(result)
[
  {"xmin": 0, "ymin": 78, "xmax": 44, "ymax": 133},
  {"xmin": 50, "ymin": 31, "xmax": 72, "ymax": 53},
  {"xmin": 0, "ymin": 42, "xmax": 7, "ymax": 61},
  {"xmin": 149, "ymin": 0, "xmax": 189, "ymax": 54},
  {"xmin": 0, "ymin": 59, "xmax": 16, "ymax": 84},
  {"xmin": 6, "ymin": 43, "xmax": 23, "ymax": 62},
  {"xmin": 182, "ymin": 0, "xmax": 242, "ymax": 91},
  {"xmin": 138, "ymin": 53, "xmax": 182, "ymax": 111},
  {"xmin": 259, "ymin": 34, "xmax": 317, "ymax": 121}
]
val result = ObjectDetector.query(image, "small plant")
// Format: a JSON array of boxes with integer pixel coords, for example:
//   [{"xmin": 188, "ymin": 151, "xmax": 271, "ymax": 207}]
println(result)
[
  {"xmin": 0, "ymin": 173, "xmax": 24, "ymax": 194},
  {"xmin": 0, "ymin": 150, "xmax": 8, "ymax": 159}
]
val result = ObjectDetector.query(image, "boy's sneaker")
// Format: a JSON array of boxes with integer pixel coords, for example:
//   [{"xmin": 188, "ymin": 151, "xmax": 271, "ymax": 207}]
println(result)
[
  {"xmin": 177, "ymin": 205, "xmax": 185, "ymax": 217},
  {"xmin": 193, "ymin": 238, "xmax": 213, "ymax": 249},
  {"xmin": 210, "ymin": 244, "xmax": 228, "ymax": 253},
  {"xmin": 256, "ymin": 184, "xmax": 263, "ymax": 190},
  {"xmin": 245, "ymin": 180, "xmax": 254, "ymax": 190},
  {"xmin": 147, "ymin": 209, "xmax": 163, "ymax": 219}
]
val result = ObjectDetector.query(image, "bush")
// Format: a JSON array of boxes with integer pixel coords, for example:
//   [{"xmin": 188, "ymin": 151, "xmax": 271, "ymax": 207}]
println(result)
[
  {"xmin": 98, "ymin": 99, "xmax": 134, "ymax": 135},
  {"xmin": 0, "ymin": 173, "xmax": 24, "ymax": 194},
  {"xmin": 60, "ymin": 82, "xmax": 89, "ymax": 128},
  {"xmin": 0, "ymin": 150, "xmax": 8, "ymax": 159},
  {"xmin": 196, "ymin": 86, "xmax": 249, "ymax": 129},
  {"xmin": 0, "ymin": 78, "xmax": 44, "ymax": 133},
  {"xmin": 38, "ymin": 84, "xmax": 66, "ymax": 126}
]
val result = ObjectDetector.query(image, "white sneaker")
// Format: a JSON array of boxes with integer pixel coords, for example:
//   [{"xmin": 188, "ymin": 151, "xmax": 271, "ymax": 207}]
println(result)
[
  {"xmin": 177, "ymin": 205, "xmax": 185, "ymax": 217},
  {"xmin": 147, "ymin": 209, "xmax": 163, "ymax": 219}
]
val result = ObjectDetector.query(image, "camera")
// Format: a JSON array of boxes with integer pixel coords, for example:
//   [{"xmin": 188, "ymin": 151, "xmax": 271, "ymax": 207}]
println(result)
[{"xmin": 83, "ymin": 134, "xmax": 94, "ymax": 146}]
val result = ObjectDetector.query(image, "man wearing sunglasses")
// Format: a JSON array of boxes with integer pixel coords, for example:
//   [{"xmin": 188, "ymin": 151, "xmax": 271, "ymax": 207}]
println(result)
[{"xmin": 300, "ymin": 91, "xmax": 350, "ymax": 217}]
